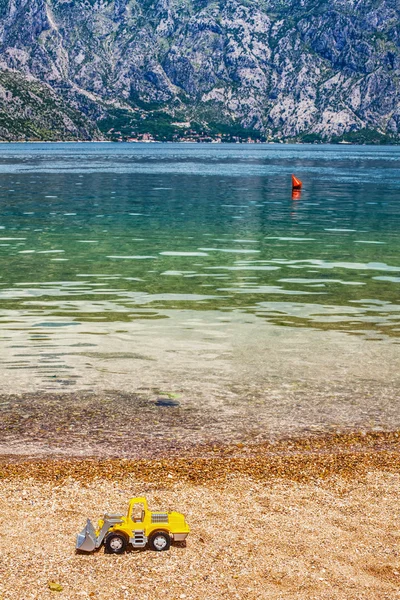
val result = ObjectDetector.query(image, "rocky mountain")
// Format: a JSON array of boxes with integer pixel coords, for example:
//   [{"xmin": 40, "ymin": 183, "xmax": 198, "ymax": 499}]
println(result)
[
  {"xmin": 0, "ymin": 0, "xmax": 399, "ymax": 142},
  {"xmin": 0, "ymin": 70, "xmax": 99, "ymax": 140}
]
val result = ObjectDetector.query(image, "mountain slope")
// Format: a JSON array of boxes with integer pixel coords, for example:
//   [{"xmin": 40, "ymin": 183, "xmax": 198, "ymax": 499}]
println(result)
[
  {"xmin": 0, "ymin": 0, "xmax": 398, "ymax": 141},
  {"xmin": 0, "ymin": 69, "xmax": 100, "ymax": 140}
]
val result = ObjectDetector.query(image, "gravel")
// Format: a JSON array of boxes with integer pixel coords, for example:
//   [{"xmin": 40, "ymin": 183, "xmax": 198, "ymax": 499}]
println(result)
[{"xmin": 0, "ymin": 432, "xmax": 399, "ymax": 599}]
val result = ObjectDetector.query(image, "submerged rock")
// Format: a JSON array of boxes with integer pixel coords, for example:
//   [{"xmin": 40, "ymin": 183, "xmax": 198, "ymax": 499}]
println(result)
[{"xmin": 155, "ymin": 398, "xmax": 181, "ymax": 407}]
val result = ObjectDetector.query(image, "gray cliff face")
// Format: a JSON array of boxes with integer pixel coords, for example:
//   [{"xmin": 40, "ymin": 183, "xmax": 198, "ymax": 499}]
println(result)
[{"xmin": 0, "ymin": 0, "xmax": 398, "ymax": 140}]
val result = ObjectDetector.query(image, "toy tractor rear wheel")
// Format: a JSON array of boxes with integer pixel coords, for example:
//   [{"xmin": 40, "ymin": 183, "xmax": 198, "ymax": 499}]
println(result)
[
  {"xmin": 105, "ymin": 533, "xmax": 127, "ymax": 554},
  {"xmin": 148, "ymin": 531, "xmax": 171, "ymax": 552}
]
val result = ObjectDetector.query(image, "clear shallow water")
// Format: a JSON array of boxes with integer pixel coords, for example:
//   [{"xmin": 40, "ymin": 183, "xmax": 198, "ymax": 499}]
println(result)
[
  {"xmin": 0, "ymin": 143, "xmax": 400, "ymax": 455},
  {"xmin": 0, "ymin": 142, "xmax": 399, "ymax": 339},
  {"xmin": 1, "ymin": 142, "xmax": 400, "ymax": 449}
]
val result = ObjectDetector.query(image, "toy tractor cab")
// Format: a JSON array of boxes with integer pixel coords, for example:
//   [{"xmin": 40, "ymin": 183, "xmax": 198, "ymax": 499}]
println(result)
[{"xmin": 76, "ymin": 497, "xmax": 190, "ymax": 554}]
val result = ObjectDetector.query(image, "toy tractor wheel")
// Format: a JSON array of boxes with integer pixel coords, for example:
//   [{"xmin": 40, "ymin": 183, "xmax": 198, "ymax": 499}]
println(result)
[
  {"xmin": 149, "ymin": 532, "xmax": 171, "ymax": 552},
  {"xmin": 105, "ymin": 533, "xmax": 127, "ymax": 554}
]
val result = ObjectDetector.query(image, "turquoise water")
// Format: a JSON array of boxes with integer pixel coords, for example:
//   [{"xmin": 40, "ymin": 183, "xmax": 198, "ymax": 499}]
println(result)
[
  {"xmin": 0, "ymin": 142, "xmax": 399, "ymax": 339},
  {"xmin": 1, "ymin": 142, "xmax": 400, "ymax": 448}
]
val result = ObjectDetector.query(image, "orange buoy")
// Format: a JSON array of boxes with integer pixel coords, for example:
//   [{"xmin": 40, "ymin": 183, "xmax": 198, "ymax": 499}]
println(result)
[{"xmin": 292, "ymin": 174, "xmax": 302, "ymax": 190}]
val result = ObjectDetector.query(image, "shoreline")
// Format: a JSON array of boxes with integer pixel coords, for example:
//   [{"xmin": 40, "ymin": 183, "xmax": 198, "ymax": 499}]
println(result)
[
  {"xmin": 1, "ymin": 430, "xmax": 399, "ymax": 482},
  {"xmin": 0, "ymin": 140, "xmax": 399, "ymax": 146}
]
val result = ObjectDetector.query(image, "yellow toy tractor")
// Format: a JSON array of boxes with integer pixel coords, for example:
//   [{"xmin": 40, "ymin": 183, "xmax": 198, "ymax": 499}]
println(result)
[{"xmin": 76, "ymin": 497, "xmax": 190, "ymax": 554}]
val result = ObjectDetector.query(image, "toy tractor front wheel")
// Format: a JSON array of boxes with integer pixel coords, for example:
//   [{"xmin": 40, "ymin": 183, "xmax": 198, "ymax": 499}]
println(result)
[
  {"xmin": 148, "ymin": 532, "xmax": 171, "ymax": 552},
  {"xmin": 105, "ymin": 533, "xmax": 127, "ymax": 554}
]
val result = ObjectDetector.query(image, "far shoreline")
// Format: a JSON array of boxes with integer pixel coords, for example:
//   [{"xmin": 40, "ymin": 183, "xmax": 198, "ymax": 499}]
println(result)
[{"xmin": 0, "ymin": 139, "xmax": 399, "ymax": 146}]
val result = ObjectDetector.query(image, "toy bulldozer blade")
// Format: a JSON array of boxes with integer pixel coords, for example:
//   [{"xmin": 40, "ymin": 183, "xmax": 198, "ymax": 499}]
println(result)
[{"xmin": 76, "ymin": 519, "xmax": 97, "ymax": 552}]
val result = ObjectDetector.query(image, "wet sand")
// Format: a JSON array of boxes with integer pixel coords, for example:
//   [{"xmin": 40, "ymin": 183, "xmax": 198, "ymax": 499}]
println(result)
[{"xmin": 0, "ymin": 432, "xmax": 399, "ymax": 599}]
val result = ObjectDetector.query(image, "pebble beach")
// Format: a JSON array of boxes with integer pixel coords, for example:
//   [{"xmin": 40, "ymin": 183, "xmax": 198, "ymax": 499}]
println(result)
[{"xmin": 1, "ymin": 432, "xmax": 399, "ymax": 599}]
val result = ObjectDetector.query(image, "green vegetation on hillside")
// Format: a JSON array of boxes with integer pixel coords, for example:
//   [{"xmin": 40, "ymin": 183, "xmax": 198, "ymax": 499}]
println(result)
[
  {"xmin": 0, "ymin": 71, "xmax": 100, "ymax": 141},
  {"xmin": 330, "ymin": 129, "xmax": 399, "ymax": 145},
  {"xmin": 98, "ymin": 108, "xmax": 268, "ymax": 142}
]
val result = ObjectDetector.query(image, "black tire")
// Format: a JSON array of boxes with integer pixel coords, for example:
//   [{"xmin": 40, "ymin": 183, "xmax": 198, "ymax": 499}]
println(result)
[
  {"xmin": 148, "ymin": 531, "xmax": 171, "ymax": 552},
  {"xmin": 105, "ymin": 533, "xmax": 127, "ymax": 554}
]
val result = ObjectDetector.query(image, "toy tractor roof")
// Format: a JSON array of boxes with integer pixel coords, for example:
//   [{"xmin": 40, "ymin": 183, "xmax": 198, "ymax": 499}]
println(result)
[{"xmin": 127, "ymin": 497, "xmax": 150, "ymax": 514}]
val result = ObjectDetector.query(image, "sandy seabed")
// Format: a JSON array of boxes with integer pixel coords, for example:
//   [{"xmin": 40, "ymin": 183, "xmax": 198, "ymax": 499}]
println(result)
[{"xmin": 0, "ymin": 432, "xmax": 399, "ymax": 600}]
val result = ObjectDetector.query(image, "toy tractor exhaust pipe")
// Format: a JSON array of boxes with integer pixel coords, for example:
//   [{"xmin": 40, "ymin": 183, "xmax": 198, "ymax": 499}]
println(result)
[{"xmin": 76, "ymin": 519, "xmax": 97, "ymax": 552}]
